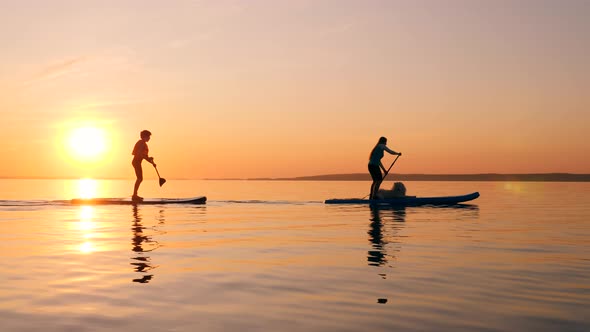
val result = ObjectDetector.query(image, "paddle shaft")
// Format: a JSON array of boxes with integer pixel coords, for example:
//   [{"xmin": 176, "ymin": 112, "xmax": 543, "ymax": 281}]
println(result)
[
  {"xmin": 382, "ymin": 154, "xmax": 400, "ymax": 183},
  {"xmin": 153, "ymin": 164, "xmax": 161, "ymax": 178}
]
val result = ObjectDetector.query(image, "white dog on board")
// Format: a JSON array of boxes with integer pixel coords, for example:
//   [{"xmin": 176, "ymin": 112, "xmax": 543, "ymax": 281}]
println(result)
[{"xmin": 377, "ymin": 182, "xmax": 407, "ymax": 199}]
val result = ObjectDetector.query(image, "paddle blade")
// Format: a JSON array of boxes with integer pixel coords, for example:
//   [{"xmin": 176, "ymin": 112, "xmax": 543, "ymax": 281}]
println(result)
[{"xmin": 159, "ymin": 178, "xmax": 166, "ymax": 187}]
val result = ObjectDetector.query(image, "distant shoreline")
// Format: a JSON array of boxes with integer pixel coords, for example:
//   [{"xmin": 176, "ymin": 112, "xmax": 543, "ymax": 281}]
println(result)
[
  {"xmin": 2, "ymin": 173, "xmax": 589, "ymax": 182},
  {"xmin": 206, "ymin": 173, "xmax": 590, "ymax": 182}
]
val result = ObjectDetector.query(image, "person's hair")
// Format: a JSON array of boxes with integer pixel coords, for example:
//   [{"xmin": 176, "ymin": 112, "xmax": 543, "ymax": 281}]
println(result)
[
  {"xmin": 140, "ymin": 130, "xmax": 152, "ymax": 139},
  {"xmin": 369, "ymin": 136, "xmax": 388, "ymax": 159}
]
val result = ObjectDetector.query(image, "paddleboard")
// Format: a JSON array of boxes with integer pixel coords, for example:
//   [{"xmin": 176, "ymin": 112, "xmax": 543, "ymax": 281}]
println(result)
[
  {"xmin": 71, "ymin": 196, "xmax": 207, "ymax": 205},
  {"xmin": 325, "ymin": 192, "xmax": 479, "ymax": 206}
]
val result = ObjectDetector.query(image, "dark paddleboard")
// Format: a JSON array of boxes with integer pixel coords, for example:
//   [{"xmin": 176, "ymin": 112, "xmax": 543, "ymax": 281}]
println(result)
[
  {"xmin": 71, "ymin": 196, "xmax": 207, "ymax": 205},
  {"xmin": 325, "ymin": 192, "xmax": 479, "ymax": 206}
]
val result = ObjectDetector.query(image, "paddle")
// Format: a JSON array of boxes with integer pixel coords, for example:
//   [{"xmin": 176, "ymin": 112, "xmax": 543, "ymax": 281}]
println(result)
[
  {"xmin": 153, "ymin": 164, "xmax": 166, "ymax": 187},
  {"xmin": 382, "ymin": 153, "xmax": 401, "ymax": 183}
]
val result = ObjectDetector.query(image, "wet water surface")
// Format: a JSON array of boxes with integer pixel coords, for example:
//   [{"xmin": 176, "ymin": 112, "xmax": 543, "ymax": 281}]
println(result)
[{"xmin": 1, "ymin": 180, "xmax": 589, "ymax": 331}]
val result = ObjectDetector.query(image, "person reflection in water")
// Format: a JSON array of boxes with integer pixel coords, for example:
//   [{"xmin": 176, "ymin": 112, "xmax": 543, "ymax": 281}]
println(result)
[
  {"xmin": 369, "ymin": 206, "xmax": 406, "ymax": 304},
  {"xmin": 368, "ymin": 206, "xmax": 406, "ymax": 268},
  {"xmin": 368, "ymin": 208, "xmax": 387, "ymax": 267},
  {"xmin": 131, "ymin": 205, "xmax": 159, "ymax": 283}
]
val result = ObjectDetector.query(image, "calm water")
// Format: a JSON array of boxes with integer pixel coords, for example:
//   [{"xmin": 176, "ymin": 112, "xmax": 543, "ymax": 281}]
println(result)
[{"xmin": 0, "ymin": 179, "xmax": 589, "ymax": 331}]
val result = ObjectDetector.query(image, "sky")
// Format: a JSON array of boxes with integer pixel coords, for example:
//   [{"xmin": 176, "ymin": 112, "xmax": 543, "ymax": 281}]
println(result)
[{"xmin": 0, "ymin": 0, "xmax": 589, "ymax": 179}]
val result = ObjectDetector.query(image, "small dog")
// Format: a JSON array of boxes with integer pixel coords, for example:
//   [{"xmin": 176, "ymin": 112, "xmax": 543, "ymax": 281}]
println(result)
[{"xmin": 377, "ymin": 182, "xmax": 407, "ymax": 199}]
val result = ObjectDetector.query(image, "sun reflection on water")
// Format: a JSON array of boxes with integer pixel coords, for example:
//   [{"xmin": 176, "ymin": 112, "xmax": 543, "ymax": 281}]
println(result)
[
  {"xmin": 78, "ymin": 205, "xmax": 95, "ymax": 254},
  {"xmin": 79, "ymin": 241, "xmax": 94, "ymax": 254},
  {"xmin": 79, "ymin": 206, "xmax": 95, "ymax": 236}
]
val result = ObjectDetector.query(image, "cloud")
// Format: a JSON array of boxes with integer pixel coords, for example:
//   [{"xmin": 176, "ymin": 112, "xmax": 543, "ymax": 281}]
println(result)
[
  {"xmin": 22, "ymin": 48, "xmax": 142, "ymax": 88},
  {"xmin": 23, "ymin": 56, "xmax": 88, "ymax": 86},
  {"xmin": 71, "ymin": 98, "xmax": 151, "ymax": 110}
]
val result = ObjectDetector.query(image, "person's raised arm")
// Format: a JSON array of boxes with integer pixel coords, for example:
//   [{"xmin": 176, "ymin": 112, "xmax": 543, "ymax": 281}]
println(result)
[{"xmin": 383, "ymin": 146, "xmax": 401, "ymax": 156}]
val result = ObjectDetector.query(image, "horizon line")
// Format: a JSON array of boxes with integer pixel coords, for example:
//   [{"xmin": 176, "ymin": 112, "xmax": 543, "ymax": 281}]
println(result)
[{"xmin": 1, "ymin": 172, "xmax": 589, "ymax": 182}]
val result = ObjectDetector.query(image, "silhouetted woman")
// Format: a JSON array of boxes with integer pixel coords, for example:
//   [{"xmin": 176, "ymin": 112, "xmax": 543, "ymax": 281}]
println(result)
[
  {"xmin": 132, "ymin": 130, "xmax": 155, "ymax": 201},
  {"xmin": 368, "ymin": 137, "xmax": 401, "ymax": 200}
]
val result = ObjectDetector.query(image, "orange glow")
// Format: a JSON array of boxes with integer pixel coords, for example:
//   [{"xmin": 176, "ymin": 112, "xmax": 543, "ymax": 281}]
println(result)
[
  {"xmin": 0, "ymin": 2, "xmax": 588, "ymax": 179},
  {"xmin": 78, "ymin": 179, "xmax": 98, "ymax": 199}
]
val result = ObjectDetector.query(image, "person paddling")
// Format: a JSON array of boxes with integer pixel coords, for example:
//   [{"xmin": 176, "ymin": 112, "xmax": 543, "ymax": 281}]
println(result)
[
  {"xmin": 132, "ymin": 130, "xmax": 156, "ymax": 201},
  {"xmin": 368, "ymin": 136, "xmax": 401, "ymax": 200}
]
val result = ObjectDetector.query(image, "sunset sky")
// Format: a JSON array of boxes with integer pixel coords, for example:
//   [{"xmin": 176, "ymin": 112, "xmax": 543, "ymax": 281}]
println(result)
[{"xmin": 1, "ymin": 0, "xmax": 588, "ymax": 179}]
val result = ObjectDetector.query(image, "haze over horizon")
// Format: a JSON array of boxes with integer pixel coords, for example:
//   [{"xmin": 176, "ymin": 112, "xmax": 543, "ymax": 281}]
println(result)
[
  {"xmin": 1, "ymin": 0, "xmax": 589, "ymax": 179},
  {"xmin": 2, "ymin": 172, "xmax": 588, "ymax": 182}
]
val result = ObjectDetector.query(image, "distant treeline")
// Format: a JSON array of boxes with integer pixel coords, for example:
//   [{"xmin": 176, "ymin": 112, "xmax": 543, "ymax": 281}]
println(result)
[{"xmin": 240, "ymin": 173, "xmax": 590, "ymax": 182}]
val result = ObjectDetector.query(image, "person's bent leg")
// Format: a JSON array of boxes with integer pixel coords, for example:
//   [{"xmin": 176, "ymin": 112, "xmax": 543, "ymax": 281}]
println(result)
[
  {"xmin": 133, "ymin": 177, "xmax": 142, "ymax": 196},
  {"xmin": 373, "ymin": 180, "xmax": 382, "ymax": 200},
  {"xmin": 133, "ymin": 163, "xmax": 143, "ymax": 198},
  {"xmin": 368, "ymin": 164, "xmax": 383, "ymax": 200}
]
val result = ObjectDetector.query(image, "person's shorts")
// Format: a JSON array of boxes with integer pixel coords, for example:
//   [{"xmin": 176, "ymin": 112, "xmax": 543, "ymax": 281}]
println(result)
[
  {"xmin": 132, "ymin": 159, "xmax": 143, "ymax": 179},
  {"xmin": 368, "ymin": 164, "xmax": 382, "ymax": 182}
]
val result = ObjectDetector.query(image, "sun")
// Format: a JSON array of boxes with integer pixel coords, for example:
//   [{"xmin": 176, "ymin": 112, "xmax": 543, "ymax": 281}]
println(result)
[{"xmin": 68, "ymin": 127, "xmax": 107, "ymax": 160}]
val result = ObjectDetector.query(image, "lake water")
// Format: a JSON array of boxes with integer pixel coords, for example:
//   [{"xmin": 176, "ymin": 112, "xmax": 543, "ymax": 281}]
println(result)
[{"xmin": 0, "ymin": 179, "xmax": 589, "ymax": 331}]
